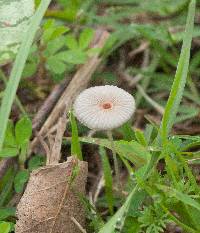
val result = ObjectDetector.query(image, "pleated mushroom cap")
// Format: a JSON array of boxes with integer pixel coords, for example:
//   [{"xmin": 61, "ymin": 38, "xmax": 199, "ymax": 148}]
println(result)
[{"xmin": 73, "ymin": 85, "xmax": 135, "ymax": 130}]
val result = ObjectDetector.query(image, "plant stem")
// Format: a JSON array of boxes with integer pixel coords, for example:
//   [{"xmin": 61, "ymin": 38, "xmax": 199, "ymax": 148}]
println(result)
[{"xmin": 107, "ymin": 130, "xmax": 121, "ymax": 192}]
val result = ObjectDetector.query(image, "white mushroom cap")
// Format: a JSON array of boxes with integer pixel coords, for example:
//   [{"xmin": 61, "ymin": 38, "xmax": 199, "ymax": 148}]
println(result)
[{"xmin": 73, "ymin": 85, "xmax": 135, "ymax": 130}]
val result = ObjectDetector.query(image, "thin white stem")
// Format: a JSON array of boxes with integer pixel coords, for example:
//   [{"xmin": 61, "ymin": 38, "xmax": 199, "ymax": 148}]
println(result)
[
  {"xmin": 71, "ymin": 217, "xmax": 87, "ymax": 233},
  {"xmin": 107, "ymin": 130, "xmax": 121, "ymax": 191}
]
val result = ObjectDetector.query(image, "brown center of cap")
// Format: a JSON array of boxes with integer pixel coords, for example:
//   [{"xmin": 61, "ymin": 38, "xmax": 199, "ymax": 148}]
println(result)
[{"xmin": 102, "ymin": 102, "xmax": 112, "ymax": 109}]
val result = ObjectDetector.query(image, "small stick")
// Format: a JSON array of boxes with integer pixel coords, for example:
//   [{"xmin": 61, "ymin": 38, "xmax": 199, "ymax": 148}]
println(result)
[
  {"xmin": 128, "ymin": 41, "xmax": 149, "ymax": 58},
  {"xmin": 32, "ymin": 78, "xmax": 70, "ymax": 132},
  {"xmin": 48, "ymin": 115, "xmax": 68, "ymax": 164},
  {"xmin": 71, "ymin": 217, "xmax": 87, "ymax": 233},
  {"xmin": 93, "ymin": 173, "xmax": 104, "ymax": 203}
]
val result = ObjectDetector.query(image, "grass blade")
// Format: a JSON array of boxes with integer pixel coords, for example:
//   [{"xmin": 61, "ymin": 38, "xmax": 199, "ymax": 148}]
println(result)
[
  {"xmin": 70, "ymin": 111, "xmax": 83, "ymax": 160},
  {"xmin": 0, "ymin": 0, "xmax": 52, "ymax": 150},
  {"xmin": 160, "ymin": 0, "xmax": 196, "ymax": 142},
  {"xmin": 99, "ymin": 147, "xmax": 114, "ymax": 214}
]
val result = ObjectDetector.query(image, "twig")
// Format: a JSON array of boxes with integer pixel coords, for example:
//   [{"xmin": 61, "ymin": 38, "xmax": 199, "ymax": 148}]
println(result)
[
  {"xmin": 71, "ymin": 217, "xmax": 87, "ymax": 233},
  {"xmin": 32, "ymin": 78, "xmax": 70, "ymax": 132},
  {"xmin": 128, "ymin": 41, "xmax": 149, "ymax": 58},
  {"xmin": 36, "ymin": 133, "xmax": 51, "ymax": 161},
  {"xmin": 93, "ymin": 173, "xmax": 104, "ymax": 204},
  {"xmin": 48, "ymin": 115, "xmax": 68, "ymax": 165},
  {"xmin": 87, "ymin": 129, "xmax": 97, "ymax": 137}
]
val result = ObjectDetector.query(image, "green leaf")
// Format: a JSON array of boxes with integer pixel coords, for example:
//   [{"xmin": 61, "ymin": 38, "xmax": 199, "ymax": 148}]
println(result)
[
  {"xmin": 86, "ymin": 47, "xmax": 101, "ymax": 57},
  {"xmin": 15, "ymin": 117, "xmax": 32, "ymax": 147},
  {"xmin": 45, "ymin": 36, "xmax": 66, "ymax": 56},
  {"xmin": 160, "ymin": 0, "xmax": 196, "ymax": 142},
  {"xmin": 42, "ymin": 26, "xmax": 69, "ymax": 43},
  {"xmin": 22, "ymin": 62, "xmax": 37, "ymax": 78},
  {"xmin": 80, "ymin": 137, "xmax": 151, "ymax": 167},
  {"xmin": 99, "ymin": 147, "xmax": 114, "ymax": 214},
  {"xmin": 28, "ymin": 155, "xmax": 45, "ymax": 171},
  {"xmin": 14, "ymin": 170, "xmax": 29, "ymax": 193},
  {"xmin": 0, "ymin": 147, "xmax": 19, "ymax": 158},
  {"xmin": 70, "ymin": 111, "xmax": 83, "ymax": 160},
  {"xmin": 46, "ymin": 56, "xmax": 66, "ymax": 74},
  {"xmin": 57, "ymin": 50, "xmax": 87, "ymax": 64},
  {"xmin": 0, "ymin": 0, "xmax": 52, "ymax": 151},
  {"xmin": 0, "ymin": 222, "xmax": 10, "ymax": 233},
  {"xmin": 135, "ymin": 129, "xmax": 147, "ymax": 147},
  {"xmin": 4, "ymin": 121, "xmax": 17, "ymax": 148},
  {"xmin": 0, "ymin": 208, "xmax": 15, "ymax": 221},
  {"xmin": 50, "ymin": 26, "xmax": 70, "ymax": 41},
  {"xmin": 79, "ymin": 28, "xmax": 94, "ymax": 50},
  {"xmin": 66, "ymin": 34, "xmax": 78, "ymax": 50},
  {"xmin": 0, "ymin": 0, "xmax": 35, "ymax": 64}
]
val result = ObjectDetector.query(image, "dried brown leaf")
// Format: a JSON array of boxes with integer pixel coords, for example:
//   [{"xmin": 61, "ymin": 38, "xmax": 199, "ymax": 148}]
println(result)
[{"xmin": 15, "ymin": 157, "xmax": 88, "ymax": 233}]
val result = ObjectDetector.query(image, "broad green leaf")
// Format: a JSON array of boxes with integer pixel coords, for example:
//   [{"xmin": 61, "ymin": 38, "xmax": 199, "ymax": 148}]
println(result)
[
  {"xmin": 42, "ymin": 26, "xmax": 69, "ymax": 43},
  {"xmin": 80, "ymin": 137, "xmax": 151, "ymax": 167},
  {"xmin": 86, "ymin": 47, "xmax": 101, "ymax": 57},
  {"xmin": 0, "ymin": 0, "xmax": 35, "ymax": 64},
  {"xmin": 99, "ymin": 147, "xmax": 114, "ymax": 214},
  {"xmin": 79, "ymin": 28, "xmax": 94, "ymax": 50},
  {"xmin": 57, "ymin": 50, "xmax": 87, "ymax": 64},
  {"xmin": 0, "ymin": 208, "xmax": 15, "ymax": 221},
  {"xmin": 49, "ymin": 26, "xmax": 69, "ymax": 41},
  {"xmin": 14, "ymin": 170, "xmax": 29, "ymax": 193},
  {"xmin": 0, "ymin": 0, "xmax": 52, "ymax": 150},
  {"xmin": 66, "ymin": 34, "xmax": 78, "ymax": 50},
  {"xmin": 45, "ymin": 36, "xmax": 66, "ymax": 56},
  {"xmin": 0, "ymin": 148, "xmax": 19, "ymax": 158},
  {"xmin": 15, "ymin": 117, "xmax": 32, "ymax": 147},
  {"xmin": 0, "ymin": 222, "xmax": 10, "ymax": 233},
  {"xmin": 46, "ymin": 56, "xmax": 66, "ymax": 74},
  {"xmin": 160, "ymin": 0, "xmax": 196, "ymax": 142},
  {"xmin": 70, "ymin": 111, "xmax": 83, "ymax": 160}
]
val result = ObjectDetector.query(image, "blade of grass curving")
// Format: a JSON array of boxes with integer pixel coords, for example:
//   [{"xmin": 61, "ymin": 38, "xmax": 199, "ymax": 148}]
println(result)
[
  {"xmin": 0, "ymin": 0, "xmax": 52, "ymax": 150},
  {"xmin": 70, "ymin": 111, "xmax": 83, "ymax": 160},
  {"xmin": 160, "ymin": 0, "xmax": 196, "ymax": 142}
]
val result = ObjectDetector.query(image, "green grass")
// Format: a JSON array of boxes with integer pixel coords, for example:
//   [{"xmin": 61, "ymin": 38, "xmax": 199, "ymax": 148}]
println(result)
[{"xmin": 160, "ymin": 0, "xmax": 196, "ymax": 143}]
